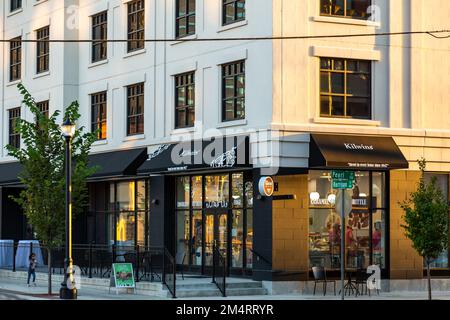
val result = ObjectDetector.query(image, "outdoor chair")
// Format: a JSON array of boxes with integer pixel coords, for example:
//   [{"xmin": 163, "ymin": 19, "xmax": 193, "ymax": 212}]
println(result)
[
  {"xmin": 312, "ymin": 266, "xmax": 336, "ymax": 296},
  {"xmin": 354, "ymin": 268, "xmax": 369, "ymax": 296}
]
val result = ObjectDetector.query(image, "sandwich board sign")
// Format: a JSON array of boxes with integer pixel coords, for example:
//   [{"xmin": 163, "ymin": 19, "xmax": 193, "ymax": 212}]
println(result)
[{"xmin": 109, "ymin": 263, "xmax": 136, "ymax": 294}]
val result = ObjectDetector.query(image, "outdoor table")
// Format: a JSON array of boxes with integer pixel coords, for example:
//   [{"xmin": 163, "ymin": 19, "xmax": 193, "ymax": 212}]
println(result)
[
  {"xmin": 15, "ymin": 240, "xmax": 45, "ymax": 268},
  {"xmin": 0, "ymin": 240, "xmax": 14, "ymax": 268}
]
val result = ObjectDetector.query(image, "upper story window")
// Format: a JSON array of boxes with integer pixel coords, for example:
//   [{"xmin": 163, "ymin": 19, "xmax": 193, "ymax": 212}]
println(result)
[
  {"xmin": 10, "ymin": 0, "xmax": 22, "ymax": 12},
  {"xmin": 127, "ymin": 83, "xmax": 144, "ymax": 136},
  {"xmin": 127, "ymin": 0, "xmax": 145, "ymax": 52},
  {"xmin": 320, "ymin": 0, "xmax": 371, "ymax": 19},
  {"xmin": 320, "ymin": 57, "xmax": 371, "ymax": 119},
  {"xmin": 223, "ymin": 0, "xmax": 246, "ymax": 25},
  {"xmin": 175, "ymin": 72, "xmax": 195, "ymax": 129},
  {"xmin": 10, "ymin": 37, "xmax": 22, "ymax": 82},
  {"xmin": 222, "ymin": 61, "xmax": 245, "ymax": 122},
  {"xmin": 176, "ymin": 0, "xmax": 196, "ymax": 38},
  {"xmin": 91, "ymin": 92, "xmax": 107, "ymax": 140},
  {"xmin": 36, "ymin": 26, "xmax": 50, "ymax": 74},
  {"xmin": 9, "ymin": 108, "xmax": 21, "ymax": 149},
  {"xmin": 36, "ymin": 100, "xmax": 49, "ymax": 119},
  {"xmin": 92, "ymin": 11, "xmax": 108, "ymax": 63}
]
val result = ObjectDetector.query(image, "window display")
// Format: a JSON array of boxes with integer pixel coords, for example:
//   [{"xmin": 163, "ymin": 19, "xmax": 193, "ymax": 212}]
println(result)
[{"xmin": 308, "ymin": 170, "xmax": 387, "ymax": 270}]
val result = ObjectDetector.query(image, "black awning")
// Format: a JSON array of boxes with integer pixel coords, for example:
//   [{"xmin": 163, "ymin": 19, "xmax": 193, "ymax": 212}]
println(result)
[
  {"xmin": 88, "ymin": 148, "xmax": 148, "ymax": 180},
  {"xmin": 138, "ymin": 136, "xmax": 251, "ymax": 175},
  {"xmin": 0, "ymin": 162, "xmax": 22, "ymax": 186},
  {"xmin": 309, "ymin": 134, "xmax": 409, "ymax": 170}
]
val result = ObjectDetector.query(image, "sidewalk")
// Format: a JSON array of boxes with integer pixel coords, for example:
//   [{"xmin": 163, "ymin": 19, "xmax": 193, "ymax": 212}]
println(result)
[{"xmin": 1, "ymin": 276, "xmax": 450, "ymax": 300}]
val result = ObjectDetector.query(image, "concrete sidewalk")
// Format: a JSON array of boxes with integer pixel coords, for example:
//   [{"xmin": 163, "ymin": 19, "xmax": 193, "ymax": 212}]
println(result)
[{"xmin": 1, "ymin": 276, "xmax": 450, "ymax": 300}]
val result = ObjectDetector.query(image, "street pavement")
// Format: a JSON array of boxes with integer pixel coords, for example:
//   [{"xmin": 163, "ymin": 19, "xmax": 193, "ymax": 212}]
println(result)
[{"xmin": 1, "ymin": 278, "xmax": 450, "ymax": 300}]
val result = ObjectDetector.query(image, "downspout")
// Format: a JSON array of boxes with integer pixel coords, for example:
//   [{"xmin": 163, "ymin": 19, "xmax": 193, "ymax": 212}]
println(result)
[{"xmin": 2, "ymin": 0, "xmax": 6, "ymax": 159}]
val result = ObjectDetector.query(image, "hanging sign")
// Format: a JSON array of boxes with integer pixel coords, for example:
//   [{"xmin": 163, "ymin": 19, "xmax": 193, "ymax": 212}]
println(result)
[{"xmin": 258, "ymin": 176, "xmax": 275, "ymax": 197}]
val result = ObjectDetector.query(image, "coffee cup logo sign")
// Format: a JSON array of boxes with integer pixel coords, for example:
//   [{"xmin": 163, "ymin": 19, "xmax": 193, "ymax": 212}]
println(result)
[{"xmin": 259, "ymin": 177, "xmax": 274, "ymax": 197}]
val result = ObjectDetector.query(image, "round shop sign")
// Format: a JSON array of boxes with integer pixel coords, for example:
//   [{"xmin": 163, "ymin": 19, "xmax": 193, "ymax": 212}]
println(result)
[{"xmin": 258, "ymin": 176, "xmax": 274, "ymax": 197}]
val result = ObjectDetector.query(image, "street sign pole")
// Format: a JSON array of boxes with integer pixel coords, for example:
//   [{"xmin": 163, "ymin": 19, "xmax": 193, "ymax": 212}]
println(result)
[{"xmin": 341, "ymin": 189, "xmax": 345, "ymax": 301}]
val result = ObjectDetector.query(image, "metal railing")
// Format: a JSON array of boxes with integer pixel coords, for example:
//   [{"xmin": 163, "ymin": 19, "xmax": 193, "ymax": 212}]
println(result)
[
  {"xmin": 212, "ymin": 241, "xmax": 227, "ymax": 297},
  {"xmin": 162, "ymin": 247, "xmax": 176, "ymax": 298},
  {"xmin": 0, "ymin": 241, "xmax": 178, "ymax": 298}
]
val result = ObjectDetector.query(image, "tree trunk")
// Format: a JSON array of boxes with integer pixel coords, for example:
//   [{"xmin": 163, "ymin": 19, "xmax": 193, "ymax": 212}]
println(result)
[
  {"xmin": 47, "ymin": 248, "xmax": 52, "ymax": 296},
  {"xmin": 426, "ymin": 258, "xmax": 432, "ymax": 300}
]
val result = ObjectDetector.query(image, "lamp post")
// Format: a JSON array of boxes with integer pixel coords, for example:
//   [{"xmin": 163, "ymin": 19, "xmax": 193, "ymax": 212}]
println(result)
[{"xmin": 59, "ymin": 118, "xmax": 77, "ymax": 300}]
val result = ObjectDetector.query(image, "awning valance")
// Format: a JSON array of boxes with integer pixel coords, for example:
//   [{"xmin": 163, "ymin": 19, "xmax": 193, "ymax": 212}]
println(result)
[
  {"xmin": 0, "ymin": 162, "xmax": 22, "ymax": 186},
  {"xmin": 309, "ymin": 134, "xmax": 409, "ymax": 170},
  {"xmin": 138, "ymin": 135, "xmax": 251, "ymax": 175}
]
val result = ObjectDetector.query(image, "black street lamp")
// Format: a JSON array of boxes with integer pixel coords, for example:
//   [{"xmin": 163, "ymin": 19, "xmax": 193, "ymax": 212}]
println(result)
[{"xmin": 59, "ymin": 118, "xmax": 77, "ymax": 300}]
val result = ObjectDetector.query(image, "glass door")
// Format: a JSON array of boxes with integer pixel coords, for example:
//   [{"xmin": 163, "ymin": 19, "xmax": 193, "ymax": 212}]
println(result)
[{"xmin": 204, "ymin": 211, "xmax": 228, "ymax": 268}]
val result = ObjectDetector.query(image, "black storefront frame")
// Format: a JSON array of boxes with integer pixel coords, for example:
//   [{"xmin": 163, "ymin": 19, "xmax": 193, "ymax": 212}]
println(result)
[
  {"xmin": 307, "ymin": 169, "xmax": 390, "ymax": 279},
  {"xmin": 174, "ymin": 170, "xmax": 253, "ymax": 277}
]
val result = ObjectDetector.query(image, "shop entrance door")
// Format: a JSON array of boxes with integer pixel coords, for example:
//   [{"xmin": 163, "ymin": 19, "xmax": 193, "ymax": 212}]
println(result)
[{"xmin": 204, "ymin": 211, "xmax": 228, "ymax": 271}]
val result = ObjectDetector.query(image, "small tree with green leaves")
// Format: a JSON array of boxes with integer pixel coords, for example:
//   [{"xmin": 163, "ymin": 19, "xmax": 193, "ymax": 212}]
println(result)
[
  {"xmin": 401, "ymin": 158, "xmax": 449, "ymax": 300},
  {"xmin": 6, "ymin": 84, "xmax": 97, "ymax": 295}
]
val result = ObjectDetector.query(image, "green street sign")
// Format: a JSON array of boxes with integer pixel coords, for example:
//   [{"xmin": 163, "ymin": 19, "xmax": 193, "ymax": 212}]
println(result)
[{"xmin": 331, "ymin": 170, "xmax": 355, "ymax": 189}]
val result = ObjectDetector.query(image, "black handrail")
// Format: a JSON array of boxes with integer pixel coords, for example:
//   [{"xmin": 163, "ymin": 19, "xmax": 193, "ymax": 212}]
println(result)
[
  {"xmin": 162, "ymin": 247, "xmax": 176, "ymax": 298},
  {"xmin": 212, "ymin": 242, "xmax": 226, "ymax": 297},
  {"xmin": 249, "ymin": 248, "xmax": 272, "ymax": 267}
]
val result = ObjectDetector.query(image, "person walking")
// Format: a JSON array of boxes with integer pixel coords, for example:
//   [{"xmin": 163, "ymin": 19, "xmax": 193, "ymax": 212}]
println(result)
[{"xmin": 27, "ymin": 253, "xmax": 37, "ymax": 287}]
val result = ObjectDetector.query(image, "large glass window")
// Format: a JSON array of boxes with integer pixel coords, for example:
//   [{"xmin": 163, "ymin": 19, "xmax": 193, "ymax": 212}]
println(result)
[
  {"xmin": 92, "ymin": 11, "xmax": 108, "ymax": 63},
  {"xmin": 308, "ymin": 170, "xmax": 386, "ymax": 270},
  {"xmin": 424, "ymin": 174, "xmax": 449, "ymax": 269},
  {"xmin": 175, "ymin": 172, "xmax": 253, "ymax": 271},
  {"xmin": 127, "ymin": 83, "xmax": 145, "ymax": 136},
  {"xmin": 10, "ymin": 0, "xmax": 22, "ymax": 12},
  {"xmin": 222, "ymin": 60, "xmax": 245, "ymax": 121},
  {"xmin": 91, "ymin": 91, "xmax": 107, "ymax": 140},
  {"xmin": 176, "ymin": 0, "xmax": 196, "ymax": 38},
  {"xmin": 127, "ymin": 0, "xmax": 145, "ymax": 52},
  {"xmin": 8, "ymin": 108, "xmax": 21, "ymax": 149},
  {"xmin": 223, "ymin": 0, "xmax": 245, "ymax": 25},
  {"xmin": 36, "ymin": 26, "xmax": 50, "ymax": 74},
  {"xmin": 175, "ymin": 72, "xmax": 195, "ymax": 129},
  {"xmin": 10, "ymin": 37, "xmax": 21, "ymax": 82},
  {"xmin": 320, "ymin": 0, "xmax": 371, "ymax": 19},
  {"xmin": 320, "ymin": 58, "xmax": 371, "ymax": 119}
]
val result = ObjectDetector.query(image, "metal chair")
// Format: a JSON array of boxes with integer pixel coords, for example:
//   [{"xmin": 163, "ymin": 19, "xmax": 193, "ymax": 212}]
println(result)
[{"xmin": 312, "ymin": 266, "xmax": 336, "ymax": 296}]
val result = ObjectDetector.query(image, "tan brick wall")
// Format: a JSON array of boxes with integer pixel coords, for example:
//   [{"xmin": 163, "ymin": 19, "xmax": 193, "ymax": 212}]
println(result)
[
  {"xmin": 272, "ymin": 175, "xmax": 309, "ymax": 272},
  {"xmin": 390, "ymin": 170, "xmax": 424, "ymax": 279}
]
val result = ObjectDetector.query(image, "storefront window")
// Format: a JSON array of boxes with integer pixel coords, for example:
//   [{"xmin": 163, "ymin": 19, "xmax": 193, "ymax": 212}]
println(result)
[
  {"xmin": 116, "ymin": 211, "xmax": 135, "ymax": 246},
  {"xmin": 176, "ymin": 211, "xmax": 190, "ymax": 265},
  {"xmin": 232, "ymin": 210, "xmax": 244, "ymax": 267},
  {"xmin": 245, "ymin": 181, "xmax": 253, "ymax": 207},
  {"xmin": 117, "ymin": 181, "xmax": 135, "ymax": 211},
  {"xmin": 308, "ymin": 170, "xmax": 386, "ymax": 270},
  {"xmin": 176, "ymin": 176, "xmax": 190, "ymax": 209},
  {"xmin": 192, "ymin": 176, "xmax": 203, "ymax": 208},
  {"xmin": 192, "ymin": 211, "xmax": 203, "ymax": 266},
  {"xmin": 232, "ymin": 173, "xmax": 244, "ymax": 208},
  {"xmin": 205, "ymin": 175, "xmax": 229, "ymax": 208},
  {"xmin": 246, "ymin": 209, "xmax": 253, "ymax": 268},
  {"xmin": 424, "ymin": 174, "xmax": 449, "ymax": 269}
]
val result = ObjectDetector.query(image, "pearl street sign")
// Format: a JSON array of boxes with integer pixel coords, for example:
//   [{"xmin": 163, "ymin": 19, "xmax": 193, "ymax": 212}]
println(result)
[{"xmin": 331, "ymin": 170, "xmax": 355, "ymax": 189}]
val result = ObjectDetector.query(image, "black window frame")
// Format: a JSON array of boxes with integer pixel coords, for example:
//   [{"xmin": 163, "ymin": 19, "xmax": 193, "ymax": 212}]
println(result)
[
  {"xmin": 9, "ymin": 37, "xmax": 22, "ymax": 82},
  {"xmin": 8, "ymin": 107, "xmax": 21, "ymax": 149},
  {"xmin": 175, "ymin": 72, "xmax": 195, "ymax": 129},
  {"xmin": 127, "ymin": 0, "xmax": 145, "ymax": 53},
  {"xmin": 222, "ymin": 60, "xmax": 246, "ymax": 122},
  {"xmin": 92, "ymin": 11, "xmax": 108, "ymax": 63},
  {"xmin": 126, "ymin": 83, "xmax": 145, "ymax": 136},
  {"xmin": 91, "ymin": 92, "xmax": 107, "ymax": 141},
  {"xmin": 222, "ymin": 0, "xmax": 246, "ymax": 26},
  {"xmin": 10, "ymin": 0, "xmax": 22, "ymax": 12},
  {"xmin": 320, "ymin": 57, "xmax": 372, "ymax": 120},
  {"xmin": 36, "ymin": 26, "xmax": 50, "ymax": 74},
  {"xmin": 176, "ymin": 0, "xmax": 196, "ymax": 38},
  {"xmin": 36, "ymin": 100, "xmax": 49, "ymax": 119},
  {"xmin": 320, "ymin": 0, "xmax": 371, "ymax": 20}
]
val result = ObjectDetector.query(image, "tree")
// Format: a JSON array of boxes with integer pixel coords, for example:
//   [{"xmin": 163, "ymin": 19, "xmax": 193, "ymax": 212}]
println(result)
[
  {"xmin": 6, "ymin": 84, "xmax": 97, "ymax": 295},
  {"xmin": 400, "ymin": 158, "xmax": 449, "ymax": 300}
]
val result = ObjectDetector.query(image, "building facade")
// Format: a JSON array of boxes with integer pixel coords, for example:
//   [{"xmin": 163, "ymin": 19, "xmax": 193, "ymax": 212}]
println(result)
[{"xmin": 0, "ymin": 0, "xmax": 449, "ymax": 284}]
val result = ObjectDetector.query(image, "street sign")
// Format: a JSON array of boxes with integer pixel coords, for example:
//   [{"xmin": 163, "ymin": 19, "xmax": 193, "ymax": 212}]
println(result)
[{"xmin": 332, "ymin": 170, "xmax": 355, "ymax": 189}]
